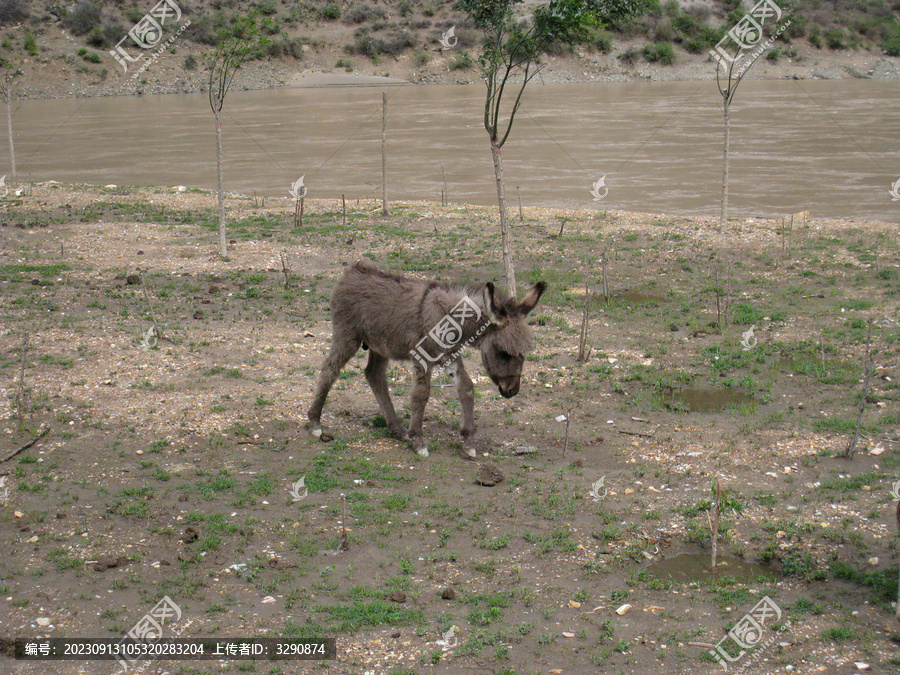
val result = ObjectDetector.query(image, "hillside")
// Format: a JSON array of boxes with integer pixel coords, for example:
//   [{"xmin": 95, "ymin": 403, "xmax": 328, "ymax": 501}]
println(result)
[{"xmin": 1, "ymin": 0, "xmax": 900, "ymax": 98}]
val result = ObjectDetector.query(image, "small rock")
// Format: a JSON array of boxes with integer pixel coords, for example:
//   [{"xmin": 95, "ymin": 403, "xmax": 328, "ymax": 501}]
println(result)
[
  {"xmin": 868, "ymin": 557, "xmax": 879, "ymax": 566},
  {"xmin": 97, "ymin": 555, "xmax": 120, "ymax": 569},
  {"xmin": 624, "ymin": 488, "xmax": 634, "ymax": 495},
  {"xmin": 182, "ymin": 526, "xmax": 199, "ymax": 543},
  {"xmin": 193, "ymin": 310, "xmax": 205, "ymax": 320},
  {"xmin": 388, "ymin": 591, "xmax": 406, "ymax": 603},
  {"xmin": 475, "ymin": 463, "xmax": 504, "ymax": 487},
  {"xmin": 35, "ymin": 618, "xmax": 51, "ymax": 627},
  {"xmin": 615, "ymin": 603, "xmax": 632, "ymax": 616},
  {"xmin": 441, "ymin": 587, "xmax": 456, "ymax": 600},
  {"xmin": 137, "ymin": 250, "xmax": 144, "ymax": 255},
  {"xmin": 854, "ymin": 662, "xmax": 870, "ymax": 671},
  {"xmin": 562, "ymin": 631, "xmax": 575, "ymax": 638},
  {"xmin": 268, "ymin": 557, "xmax": 293, "ymax": 570},
  {"xmin": 125, "ymin": 275, "xmax": 141, "ymax": 285},
  {"xmin": 261, "ymin": 596, "xmax": 276, "ymax": 604},
  {"xmin": 567, "ymin": 600, "xmax": 581, "ymax": 609},
  {"xmin": 391, "ymin": 631, "xmax": 401, "ymax": 639}
]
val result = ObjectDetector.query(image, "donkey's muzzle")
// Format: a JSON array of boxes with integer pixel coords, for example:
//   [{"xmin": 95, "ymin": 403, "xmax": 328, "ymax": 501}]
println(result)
[{"xmin": 499, "ymin": 382, "xmax": 519, "ymax": 398}]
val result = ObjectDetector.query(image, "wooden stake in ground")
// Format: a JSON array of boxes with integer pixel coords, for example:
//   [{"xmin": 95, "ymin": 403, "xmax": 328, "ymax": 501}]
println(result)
[
  {"xmin": 710, "ymin": 477, "xmax": 722, "ymax": 572},
  {"xmin": 441, "ymin": 166, "xmax": 448, "ymax": 206},
  {"xmin": 577, "ymin": 283, "xmax": 592, "ymax": 362},
  {"xmin": 601, "ymin": 250, "xmax": 610, "ymax": 304},
  {"xmin": 337, "ymin": 493, "xmax": 349, "ymax": 552},
  {"xmin": 714, "ymin": 261, "xmax": 722, "ymax": 329},
  {"xmin": 381, "ymin": 91, "xmax": 388, "ymax": 217},
  {"xmin": 139, "ymin": 272, "xmax": 163, "ymax": 341},
  {"xmin": 13, "ymin": 332, "xmax": 28, "ymax": 420},
  {"xmin": 562, "ymin": 413, "xmax": 571, "ymax": 456},
  {"xmin": 844, "ymin": 318, "xmax": 875, "ymax": 459},
  {"xmin": 280, "ymin": 253, "xmax": 291, "ymax": 289},
  {"xmin": 517, "ymin": 186, "xmax": 523, "ymax": 223},
  {"xmin": 341, "ymin": 194, "xmax": 347, "ymax": 241}
]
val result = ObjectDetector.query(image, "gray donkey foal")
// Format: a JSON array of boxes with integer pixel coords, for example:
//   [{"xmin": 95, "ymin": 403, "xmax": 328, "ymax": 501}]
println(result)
[{"xmin": 307, "ymin": 261, "xmax": 546, "ymax": 457}]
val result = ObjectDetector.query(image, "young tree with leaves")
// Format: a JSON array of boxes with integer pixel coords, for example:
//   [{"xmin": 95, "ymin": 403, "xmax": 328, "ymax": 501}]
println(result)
[
  {"xmin": 207, "ymin": 14, "xmax": 267, "ymax": 257},
  {"xmin": 456, "ymin": 0, "xmax": 643, "ymax": 295}
]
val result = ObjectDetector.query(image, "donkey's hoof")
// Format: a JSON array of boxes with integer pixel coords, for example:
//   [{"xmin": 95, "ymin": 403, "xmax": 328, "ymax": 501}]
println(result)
[
  {"xmin": 461, "ymin": 447, "xmax": 477, "ymax": 460},
  {"xmin": 416, "ymin": 447, "xmax": 429, "ymax": 458},
  {"xmin": 309, "ymin": 426, "xmax": 334, "ymax": 443}
]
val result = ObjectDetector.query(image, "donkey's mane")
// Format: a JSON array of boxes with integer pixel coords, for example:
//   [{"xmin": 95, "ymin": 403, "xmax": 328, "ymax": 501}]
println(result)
[{"xmin": 353, "ymin": 260, "xmax": 515, "ymax": 311}]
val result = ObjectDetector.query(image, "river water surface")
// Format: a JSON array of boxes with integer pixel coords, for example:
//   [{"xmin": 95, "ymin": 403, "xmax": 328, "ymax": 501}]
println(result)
[{"xmin": 10, "ymin": 78, "xmax": 900, "ymax": 222}]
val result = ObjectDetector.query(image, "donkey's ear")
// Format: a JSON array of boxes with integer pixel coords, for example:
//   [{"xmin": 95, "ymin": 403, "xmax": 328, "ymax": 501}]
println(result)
[
  {"xmin": 518, "ymin": 281, "xmax": 547, "ymax": 316},
  {"xmin": 482, "ymin": 282, "xmax": 508, "ymax": 327}
]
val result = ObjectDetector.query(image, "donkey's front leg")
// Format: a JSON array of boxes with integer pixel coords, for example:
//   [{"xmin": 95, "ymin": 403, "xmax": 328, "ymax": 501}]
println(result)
[
  {"xmin": 406, "ymin": 366, "xmax": 432, "ymax": 457},
  {"xmin": 451, "ymin": 360, "xmax": 477, "ymax": 459}
]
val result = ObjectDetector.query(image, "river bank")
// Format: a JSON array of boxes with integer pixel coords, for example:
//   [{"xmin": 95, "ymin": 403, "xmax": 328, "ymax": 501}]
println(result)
[{"xmin": 10, "ymin": 28, "xmax": 900, "ymax": 101}]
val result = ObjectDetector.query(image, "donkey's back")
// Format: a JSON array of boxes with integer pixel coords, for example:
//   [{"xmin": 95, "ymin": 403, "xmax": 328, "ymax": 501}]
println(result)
[{"xmin": 330, "ymin": 260, "xmax": 435, "ymax": 360}]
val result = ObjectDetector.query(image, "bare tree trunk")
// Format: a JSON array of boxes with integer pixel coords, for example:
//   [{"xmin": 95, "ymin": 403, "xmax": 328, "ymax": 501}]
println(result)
[
  {"xmin": 720, "ymin": 100, "xmax": 730, "ymax": 228},
  {"xmin": 489, "ymin": 138, "xmax": 516, "ymax": 296},
  {"xmin": 5, "ymin": 82, "xmax": 15, "ymax": 183},
  {"xmin": 215, "ymin": 109, "xmax": 226, "ymax": 257},
  {"xmin": 381, "ymin": 91, "xmax": 388, "ymax": 217}
]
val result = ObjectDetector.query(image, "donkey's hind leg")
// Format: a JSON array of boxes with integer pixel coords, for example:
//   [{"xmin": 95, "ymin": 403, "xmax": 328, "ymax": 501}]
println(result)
[
  {"xmin": 365, "ymin": 351, "xmax": 407, "ymax": 439},
  {"xmin": 307, "ymin": 334, "xmax": 361, "ymax": 439}
]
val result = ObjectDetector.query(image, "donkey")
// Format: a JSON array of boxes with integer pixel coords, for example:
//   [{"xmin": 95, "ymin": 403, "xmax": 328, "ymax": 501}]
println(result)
[{"xmin": 307, "ymin": 260, "xmax": 546, "ymax": 458}]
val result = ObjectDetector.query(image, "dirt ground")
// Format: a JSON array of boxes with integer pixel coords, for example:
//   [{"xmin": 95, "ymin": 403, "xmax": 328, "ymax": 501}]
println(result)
[{"xmin": 0, "ymin": 183, "xmax": 899, "ymax": 674}]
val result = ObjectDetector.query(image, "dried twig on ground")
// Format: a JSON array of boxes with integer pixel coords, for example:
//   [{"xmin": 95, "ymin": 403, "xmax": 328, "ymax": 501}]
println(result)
[{"xmin": 2, "ymin": 426, "xmax": 50, "ymax": 464}]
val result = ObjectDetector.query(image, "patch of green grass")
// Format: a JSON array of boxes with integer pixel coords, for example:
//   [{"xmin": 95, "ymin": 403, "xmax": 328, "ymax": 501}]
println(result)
[
  {"xmin": 319, "ymin": 601, "xmax": 424, "ymax": 632},
  {"xmin": 821, "ymin": 624, "xmax": 857, "ymax": 642},
  {"xmin": 831, "ymin": 562, "xmax": 898, "ymax": 610},
  {"xmin": 197, "ymin": 475, "xmax": 237, "ymax": 499},
  {"xmin": 381, "ymin": 494, "xmax": 410, "ymax": 512},
  {"xmin": 46, "ymin": 549, "xmax": 83, "ymax": 571}
]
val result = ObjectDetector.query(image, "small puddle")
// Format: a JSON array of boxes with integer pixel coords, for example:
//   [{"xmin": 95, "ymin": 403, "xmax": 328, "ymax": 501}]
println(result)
[
  {"xmin": 646, "ymin": 553, "xmax": 774, "ymax": 583},
  {"xmin": 611, "ymin": 290, "xmax": 666, "ymax": 304},
  {"xmin": 664, "ymin": 388, "xmax": 753, "ymax": 412}
]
